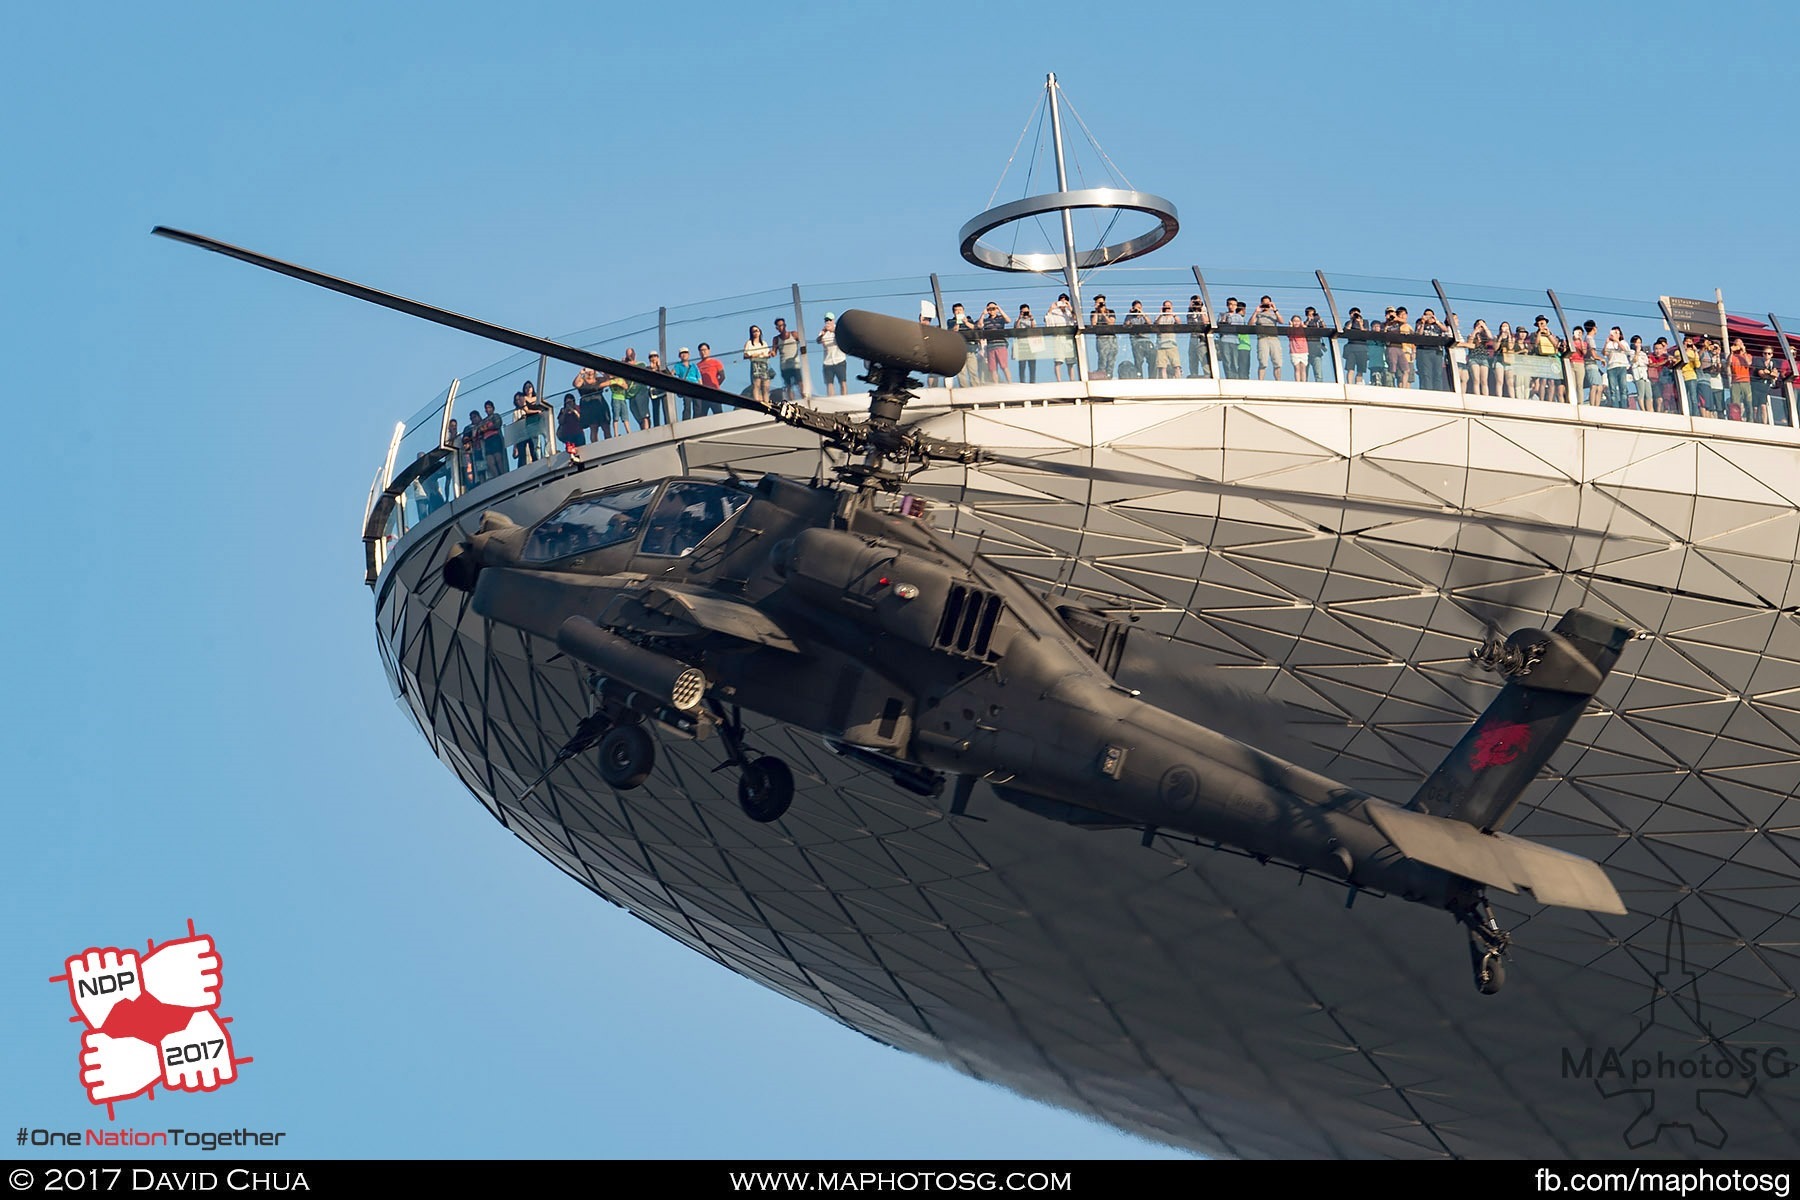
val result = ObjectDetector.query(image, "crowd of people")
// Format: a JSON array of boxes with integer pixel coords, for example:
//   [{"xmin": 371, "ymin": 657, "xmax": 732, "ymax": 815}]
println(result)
[
  {"xmin": 446, "ymin": 384, "xmax": 552, "ymax": 493},
  {"xmin": 443, "ymin": 314, "xmax": 866, "ymax": 490},
  {"xmin": 932, "ymin": 292, "xmax": 1797, "ymax": 424},
  {"xmin": 938, "ymin": 293, "xmax": 1348, "ymax": 386},
  {"xmin": 434, "ymin": 293, "xmax": 1799, "ymax": 495}
]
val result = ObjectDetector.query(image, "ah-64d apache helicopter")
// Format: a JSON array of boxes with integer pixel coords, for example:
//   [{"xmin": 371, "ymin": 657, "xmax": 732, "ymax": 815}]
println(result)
[{"xmin": 159, "ymin": 227, "xmax": 1638, "ymax": 995}]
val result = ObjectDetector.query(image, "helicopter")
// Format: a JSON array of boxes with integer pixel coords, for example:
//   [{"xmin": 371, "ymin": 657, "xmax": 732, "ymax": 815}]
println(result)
[{"xmin": 156, "ymin": 227, "xmax": 1636, "ymax": 995}]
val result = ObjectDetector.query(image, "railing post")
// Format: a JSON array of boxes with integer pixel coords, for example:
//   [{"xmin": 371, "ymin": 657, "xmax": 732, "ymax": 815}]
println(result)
[
  {"xmin": 1071, "ymin": 303, "xmax": 1090, "ymax": 384},
  {"xmin": 791, "ymin": 283, "xmax": 809, "ymax": 400},
  {"xmin": 1547, "ymin": 289, "xmax": 1575, "ymax": 405},
  {"xmin": 1769, "ymin": 312, "xmax": 1798, "ymax": 428},
  {"xmin": 1315, "ymin": 270, "xmax": 1346, "ymax": 397},
  {"xmin": 658, "ymin": 305, "xmax": 676, "ymax": 426},
  {"xmin": 1432, "ymin": 278, "xmax": 1461, "ymax": 396},
  {"xmin": 443, "ymin": 378, "xmax": 461, "ymax": 495},
  {"xmin": 438, "ymin": 379, "xmax": 458, "ymax": 450},
  {"xmin": 1717, "ymin": 289, "xmax": 1734, "ymax": 423},
  {"xmin": 534, "ymin": 355, "xmax": 548, "ymax": 453},
  {"xmin": 1191, "ymin": 267, "xmax": 1218, "ymax": 384},
  {"xmin": 381, "ymin": 419, "xmax": 405, "ymax": 494},
  {"xmin": 927, "ymin": 274, "xmax": 949, "ymax": 387},
  {"xmin": 1658, "ymin": 298, "xmax": 1694, "ymax": 418}
]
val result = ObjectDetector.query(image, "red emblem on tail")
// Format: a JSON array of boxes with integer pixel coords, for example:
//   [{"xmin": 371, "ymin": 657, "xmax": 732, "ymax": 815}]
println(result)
[{"xmin": 1470, "ymin": 721, "xmax": 1530, "ymax": 768}]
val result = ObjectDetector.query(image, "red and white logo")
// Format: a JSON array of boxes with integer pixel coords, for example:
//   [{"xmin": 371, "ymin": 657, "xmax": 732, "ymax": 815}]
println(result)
[{"xmin": 49, "ymin": 920, "xmax": 250, "ymax": 1117}]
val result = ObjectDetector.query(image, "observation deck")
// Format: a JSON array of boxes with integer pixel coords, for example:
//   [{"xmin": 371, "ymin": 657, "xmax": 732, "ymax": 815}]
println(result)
[
  {"xmin": 367, "ymin": 265, "xmax": 1800, "ymax": 585},
  {"xmin": 367, "ymin": 264, "xmax": 1800, "ymax": 1159}
]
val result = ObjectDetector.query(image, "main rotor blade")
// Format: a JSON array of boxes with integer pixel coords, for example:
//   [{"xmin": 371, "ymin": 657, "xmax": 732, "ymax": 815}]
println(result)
[
  {"xmin": 976, "ymin": 452, "xmax": 1607, "ymax": 540},
  {"xmin": 152, "ymin": 226, "xmax": 797, "ymax": 428}
]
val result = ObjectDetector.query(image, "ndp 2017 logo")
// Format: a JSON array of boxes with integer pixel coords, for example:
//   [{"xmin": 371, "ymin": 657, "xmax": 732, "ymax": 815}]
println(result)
[{"xmin": 49, "ymin": 920, "xmax": 250, "ymax": 1117}]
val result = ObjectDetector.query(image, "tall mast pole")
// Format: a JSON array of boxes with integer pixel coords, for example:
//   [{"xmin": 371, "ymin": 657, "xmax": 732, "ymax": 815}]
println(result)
[{"xmin": 1046, "ymin": 72, "xmax": 1088, "ymax": 379}]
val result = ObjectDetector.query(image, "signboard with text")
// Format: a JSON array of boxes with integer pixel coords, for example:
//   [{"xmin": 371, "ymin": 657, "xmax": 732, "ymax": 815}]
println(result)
[{"xmin": 1661, "ymin": 295, "xmax": 1726, "ymax": 337}]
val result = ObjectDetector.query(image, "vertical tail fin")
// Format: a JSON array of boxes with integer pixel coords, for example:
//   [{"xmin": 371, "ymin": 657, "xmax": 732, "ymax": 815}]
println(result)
[{"xmin": 1410, "ymin": 609, "xmax": 1638, "ymax": 831}]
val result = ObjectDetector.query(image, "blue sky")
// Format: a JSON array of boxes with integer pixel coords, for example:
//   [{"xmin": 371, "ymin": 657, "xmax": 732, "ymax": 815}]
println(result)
[{"xmin": 4, "ymin": 0, "xmax": 1796, "ymax": 1161}]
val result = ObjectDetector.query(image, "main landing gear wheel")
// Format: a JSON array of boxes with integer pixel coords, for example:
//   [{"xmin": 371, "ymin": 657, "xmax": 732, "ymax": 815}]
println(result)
[
  {"xmin": 598, "ymin": 724, "xmax": 655, "ymax": 790},
  {"xmin": 738, "ymin": 757, "xmax": 794, "ymax": 823}
]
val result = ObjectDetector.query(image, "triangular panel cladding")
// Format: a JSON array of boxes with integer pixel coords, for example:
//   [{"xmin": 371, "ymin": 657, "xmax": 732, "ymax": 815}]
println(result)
[
  {"xmin": 1226, "ymin": 405, "xmax": 1354, "ymax": 457},
  {"xmin": 1348, "ymin": 410, "xmax": 1463, "ymax": 459},
  {"xmin": 375, "ymin": 386, "xmax": 1800, "ymax": 1160}
]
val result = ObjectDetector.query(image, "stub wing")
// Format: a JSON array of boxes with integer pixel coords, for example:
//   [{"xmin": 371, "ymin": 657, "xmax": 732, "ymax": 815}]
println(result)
[
  {"xmin": 471, "ymin": 569, "xmax": 802, "ymax": 652},
  {"xmin": 1366, "ymin": 801, "xmax": 1625, "ymax": 915},
  {"xmin": 636, "ymin": 587, "xmax": 803, "ymax": 653}
]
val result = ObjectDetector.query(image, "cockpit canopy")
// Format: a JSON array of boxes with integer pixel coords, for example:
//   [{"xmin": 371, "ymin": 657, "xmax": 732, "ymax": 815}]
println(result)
[{"xmin": 522, "ymin": 479, "xmax": 749, "ymax": 563}]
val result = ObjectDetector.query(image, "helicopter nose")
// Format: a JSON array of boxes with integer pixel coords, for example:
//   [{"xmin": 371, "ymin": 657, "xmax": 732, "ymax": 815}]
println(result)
[
  {"xmin": 443, "ymin": 542, "xmax": 481, "ymax": 591},
  {"xmin": 443, "ymin": 510, "xmax": 525, "ymax": 591}
]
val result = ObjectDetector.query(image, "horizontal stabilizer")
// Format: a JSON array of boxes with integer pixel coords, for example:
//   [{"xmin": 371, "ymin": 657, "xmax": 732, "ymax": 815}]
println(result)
[{"xmin": 1367, "ymin": 801, "xmax": 1626, "ymax": 915}]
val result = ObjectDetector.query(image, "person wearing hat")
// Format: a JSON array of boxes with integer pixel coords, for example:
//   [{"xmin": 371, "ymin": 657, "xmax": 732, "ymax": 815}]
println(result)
[
  {"xmin": 1532, "ymin": 315, "xmax": 1562, "ymax": 402},
  {"xmin": 817, "ymin": 313, "xmax": 848, "ymax": 396},
  {"xmin": 1187, "ymin": 295, "xmax": 1212, "ymax": 380},
  {"xmin": 1302, "ymin": 305, "xmax": 1328, "ymax": 383},
  {"xmin": 671, "ymin": 347, "xmax": 701, "ymax": 420}
]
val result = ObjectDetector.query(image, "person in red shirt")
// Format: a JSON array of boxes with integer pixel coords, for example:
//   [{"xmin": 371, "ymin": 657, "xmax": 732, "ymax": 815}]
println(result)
[
  {"xmin": 1728, "ymin": 340, "xmax": 1755, "ymax": 421},
  {"xmin": 1647, "ymin": 338, "xmax": 1677, "ymax": 412},
  {"xmin": 1564, "ymin": 327, "xmax": 1587, "ymax": 406},
  {"xmin": 694, "ymin": 342, "xmax": 728, "ymax": 416}
]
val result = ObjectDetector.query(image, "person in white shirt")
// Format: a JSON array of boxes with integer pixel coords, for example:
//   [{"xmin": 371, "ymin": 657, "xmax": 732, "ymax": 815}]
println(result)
[
  {"xmin": 1603, "ymin": 326, "xmax": 1630, "ymax": 407},
  {"xmin": 1043, "ymin": 294, "xmax": 1076, "ymax": 381},
  {"xmin": 817, "ymin": 313, "xmax": 848, "ymax": 396},
  {"xmin": 1627, "ymin": 335, "xmax": 1650, "ymax": 411},
  {"xmin": 744, "ymin": 325, "xmax": 774, "ymax": 404}
]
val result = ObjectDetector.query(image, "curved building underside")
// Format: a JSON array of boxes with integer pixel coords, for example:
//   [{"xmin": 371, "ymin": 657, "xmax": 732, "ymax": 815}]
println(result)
[{"xmin": 376, "ymin": 388, "xmax": 1800, "ymax": 1158}]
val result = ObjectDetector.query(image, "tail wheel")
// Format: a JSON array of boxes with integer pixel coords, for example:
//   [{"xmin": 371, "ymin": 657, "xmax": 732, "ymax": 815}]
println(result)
[
  {"xmin": 1467, "ymin": 926, "xmax": 1507, "ymax": 995},
  {"xmin": 598, "ymin": 724, "xmax": 655, "ymax": 790},
  {"xmin": 738, "ymin": 757, "xmax": 794, "ymax": 823}
]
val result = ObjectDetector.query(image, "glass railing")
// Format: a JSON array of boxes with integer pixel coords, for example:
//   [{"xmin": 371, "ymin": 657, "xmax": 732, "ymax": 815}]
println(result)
[
  {"xmin": 1552, "ymin": 290, "xmax": 1665, "ymax": 411},
  {"xmin": 1767, "ymin": 313, "xmax": 1800, "ymax": 425},
  {"xmin": 391, "ymin": 384, "xmax": 455, "ymax": 483},
  {"xmin": 363, "ymin": 265, "xmax": 1800, "ymax": 580}
]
